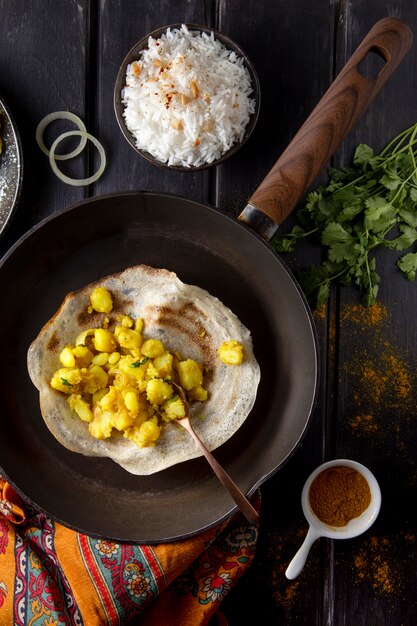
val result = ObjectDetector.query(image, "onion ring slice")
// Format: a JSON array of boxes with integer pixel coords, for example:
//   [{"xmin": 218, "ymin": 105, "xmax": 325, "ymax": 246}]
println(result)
[
  {"xmin": 36, "ymin": 111, "xmax": 87, "ymax": 161},
  {"xmin": 49, "ymin": 130, "xmax": 106, "ymax": 186}
]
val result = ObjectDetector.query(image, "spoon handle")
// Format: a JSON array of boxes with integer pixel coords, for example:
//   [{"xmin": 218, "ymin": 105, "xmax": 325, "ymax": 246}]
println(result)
[
  {"xmin": 285, "ymin": 526, "xmax": 322, "ymax": 580},
  {"xmin": 178, "ymin": 418, "xmax": 259, "ymax": 525}
]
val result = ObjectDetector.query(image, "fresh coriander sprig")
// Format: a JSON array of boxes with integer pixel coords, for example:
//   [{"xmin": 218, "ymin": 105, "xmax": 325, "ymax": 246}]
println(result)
[{"xmin": 271, "ymin": 122, "xmax": 417, "ymax": 307}]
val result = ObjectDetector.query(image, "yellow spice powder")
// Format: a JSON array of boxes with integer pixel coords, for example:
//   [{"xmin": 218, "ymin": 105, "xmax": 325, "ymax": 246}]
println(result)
[
  {"xmin": 349, "ymin": 414, "xmax": 378, "ymax": 433},
  {"xmin": 353, "ymin": 536, "xmax": 395, "ymax": 594},
  {"xmin": 340, "ymin": 302, "xmax": 387, "ymax": 327}
]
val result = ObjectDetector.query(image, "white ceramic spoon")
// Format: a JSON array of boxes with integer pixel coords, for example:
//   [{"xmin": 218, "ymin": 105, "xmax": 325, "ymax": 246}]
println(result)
[{"xmin": 285, "ymin": 459, "xmax": 381, "ymax": 580}]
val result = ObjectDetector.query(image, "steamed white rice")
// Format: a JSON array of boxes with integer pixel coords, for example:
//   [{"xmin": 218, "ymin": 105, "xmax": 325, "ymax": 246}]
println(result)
[{"xmin": 122, "ymin": 24, "xmax": 256, "ymax": 168}]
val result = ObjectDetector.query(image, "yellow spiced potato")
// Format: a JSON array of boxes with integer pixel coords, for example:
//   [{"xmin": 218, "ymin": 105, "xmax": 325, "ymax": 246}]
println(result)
[
  {"xmin": 93, "ymin": 328, "xmax": 116, "ymax": 352},
  {"xmin": 90, "ymin": 287, "xmax": 113, "ymax": 313},
  {"xmin": 72, "ymin": 345, "xmax": 94, "ymax": 367},
  {"xmin": 117, "ymin": 314, "xmax": 134, "ymax": 328},
  {"xmin": 188, "ymin": 384, "xmax": 208, "ymax": 402},
  {"xmin": 141, "ymin": 338, "xmax": 165, "ymax": 358},
  {"xmin": 124, "ymin": 390, "xmax": 139, "ymax": 412},
  {"xmin": 125, "ymin": 416, "xmax": 161, "ymax": 447},
  {"xmin": 177, "ymin": 359, "xmax": 203, "ymax": 390},
  {"xmin": 163, "ymin": 397, "xmax": 186, "ymax": 421},
  {"xmin": 114, "ymin": 326, "xmax": 143, "ymax": 351},
  {"xmin": 80, "ymin": 365, "xmax": 109, "ymax": 394},
  {"xmin": 146, "ymin": 379, "xmax": 174, "ymax": 405},
  {"xmin": 48, "ymin": 285, "xmax": 220, "ymax": 450},
  {"xmin": 91, "ymin": 352, "xmax": 109, "ymax": 366},
  {"xmin": 59, "ymin": 346, "xmax": 76, "ymax": 367},
  {"xmin": 59, "ymin": 345, "xmax": 94, "ymax": 368},
  {"xmin": 218, "ymin": 340, "xmax": 244, "ymax": 365},
  {"xmin": 50, "ymin": 367, "xmax": 83, "ymax": 393},
  {"xmin": 153, "ymin": 351, "xmax": 173, "ymax": 377},
  {"xmin": 117, "ymin": 355, "xmax": 148, "ymax": 384},
  {"xmin": 68, "ymin": 395, "xmax": 94, "ymax": 422},
  {"xmin": 89, "ymin": 410, "xmax": 113, "ymax": 439}
]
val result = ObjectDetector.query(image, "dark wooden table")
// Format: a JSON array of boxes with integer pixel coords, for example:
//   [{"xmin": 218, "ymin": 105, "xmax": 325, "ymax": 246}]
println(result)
[{"xmin": 1, "ymin": 1, "xmax": 417, "ymax": 624}]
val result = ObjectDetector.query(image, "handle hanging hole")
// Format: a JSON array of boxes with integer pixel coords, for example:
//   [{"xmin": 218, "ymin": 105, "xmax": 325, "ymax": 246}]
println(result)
[{"xmin": 357, "ymin": 46, "xmax": 387, "ymax": 81}]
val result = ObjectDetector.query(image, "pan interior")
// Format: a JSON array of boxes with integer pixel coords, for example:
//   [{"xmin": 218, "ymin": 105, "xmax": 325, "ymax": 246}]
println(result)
[{"xmin": 0, "ymin": 192, "xmax": 317, "ymax": 542}]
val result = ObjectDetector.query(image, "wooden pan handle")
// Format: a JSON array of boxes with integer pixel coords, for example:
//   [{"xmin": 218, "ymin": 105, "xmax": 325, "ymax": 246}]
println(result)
[{"xmin": 238, "ymin": 17, "xmax": 413, "ymax": 239}]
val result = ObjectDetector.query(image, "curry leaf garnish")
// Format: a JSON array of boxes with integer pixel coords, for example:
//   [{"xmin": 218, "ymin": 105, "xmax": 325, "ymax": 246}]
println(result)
[
  {"xmin": 60, "ymin": 377, "xmax": 73, "ymax": 387},
  {"xmin": 271, "ymin": 122, "xmax": 417, "ymax": 306},
  {"xmin": 165, "ymin": 394, "xmax": 179, "ymax": 404},
  {"xmin": 130, "ymin": 357, "xmax": 149, "ymax": 367}
]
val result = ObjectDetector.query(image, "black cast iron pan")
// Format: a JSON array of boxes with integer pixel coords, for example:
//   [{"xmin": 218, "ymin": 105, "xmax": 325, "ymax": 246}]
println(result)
[{"xmin": 0, "ymin": 18, "xmax": 412, "ymax": 542}]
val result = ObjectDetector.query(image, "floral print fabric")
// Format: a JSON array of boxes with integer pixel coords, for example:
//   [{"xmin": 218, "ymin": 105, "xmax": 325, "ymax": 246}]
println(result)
[{"xmin": 0, "ymin": 476, "xmax": 259, "ymax": 625}]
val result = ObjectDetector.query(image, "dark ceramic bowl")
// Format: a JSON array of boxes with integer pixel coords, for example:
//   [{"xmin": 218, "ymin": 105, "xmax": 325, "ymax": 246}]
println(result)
[{"xmin": 114, "ymin": 23, "xmax": 260, "ymax": 172}]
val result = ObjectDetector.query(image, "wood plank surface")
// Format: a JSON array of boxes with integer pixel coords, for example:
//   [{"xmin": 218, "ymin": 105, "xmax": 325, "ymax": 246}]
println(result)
[
  {"xmin": 221, "ymin": 2, "xmax": 417, "ymax": 625},
  {"xmin": 1, "ymin": 1, "xmax": 417, "ymax": 624},
  {"xmin": 0, "ymin": 0, "xmax": 88, "ymax": 256},
  {"xmin": 94, "ymin": 0, "xmax": 211, "ymax": 201}
]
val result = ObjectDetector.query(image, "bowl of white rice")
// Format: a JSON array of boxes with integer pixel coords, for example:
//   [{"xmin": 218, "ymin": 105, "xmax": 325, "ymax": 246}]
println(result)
[{"xmin": 114, "ymin": 23, "xmax": 260, "ymax": 170}]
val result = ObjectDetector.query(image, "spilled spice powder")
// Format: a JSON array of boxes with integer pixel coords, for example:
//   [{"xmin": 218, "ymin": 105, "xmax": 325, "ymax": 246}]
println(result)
[
  {"xmin": 350, "ymin": 345, "xmax": 412, "ymax": 409},
  {"xmin": 340, "ymin": 302, "xmax": 416, "ymax": 433},
  {"xmin": 313, "ymin": 303, "xmax": 326, "ymax": 321},
  {"xmin": 340, "ymin": 302, "xmax": 387, "ymax": 327},
  {"xmin": 349, "ymin": 414, "xmax": 378, "ymax": 433},
  {"xmin": 278, "ymin": 579, "xmax": 300, "ymax": 604},
  {"xmin": 353, "ymin": 535, "xmax": 394, "ymax": 594},
  {"xmin": 385, "ymin": 353, "xmax": 412, "ymax": 399},
  {"xmin": 352, "ymin": 532, "xmax": 417, "ymax": 596},
  {"xmin": 268, "ymin": 527, "xmax": 309, "ymax": 609}
]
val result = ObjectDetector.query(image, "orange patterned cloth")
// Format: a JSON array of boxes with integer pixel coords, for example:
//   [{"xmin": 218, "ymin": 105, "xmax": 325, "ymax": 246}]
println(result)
[{"xmin": 0, "ymin": 475, "xmax": 260, "ymax": 625}]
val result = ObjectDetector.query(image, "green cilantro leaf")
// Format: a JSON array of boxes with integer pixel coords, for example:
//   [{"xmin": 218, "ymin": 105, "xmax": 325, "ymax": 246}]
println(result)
[
  {"xmin": 321, "ymin": 222, "xmax": 354, "ymax": 245},
  {"xmin": 386, "ymin": 224, "xmax": 417, "ymax": 251},
  {"xmin": 272, "ymin": 121, "xmax": 417, "ymax": 306},
  {"xmin": 363, "ymin": 197, "xmax": 396, "ymax": 233},
  {"xmin": 353, "ymin": 143, "xmax": 374, "ymax": 167},
  {"xmin": 271, "ymin": 225, "xmax": 306, "ymax": 253},
  {"xmin": 399, "ymin": 203, "xmax": 417, "ymax": 228},
  {"xmin": 398, "ymin": 253, "xmax": 417, "ymax": 280},
  {"xmin": 380, "ymin": 173, "xmax": 402, "ymax": 190}
]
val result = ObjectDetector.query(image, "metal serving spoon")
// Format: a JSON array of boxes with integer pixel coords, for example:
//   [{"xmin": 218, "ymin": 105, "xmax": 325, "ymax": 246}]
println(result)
[{"xmin": 172, "ymin": 383, "xmax": 259, "ymax": 524}]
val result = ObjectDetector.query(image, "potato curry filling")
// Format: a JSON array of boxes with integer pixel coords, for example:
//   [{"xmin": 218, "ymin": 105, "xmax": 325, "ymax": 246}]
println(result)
[{"xmin": 50, "ymin": 286, "xmax": 211, "ymax": 448}]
